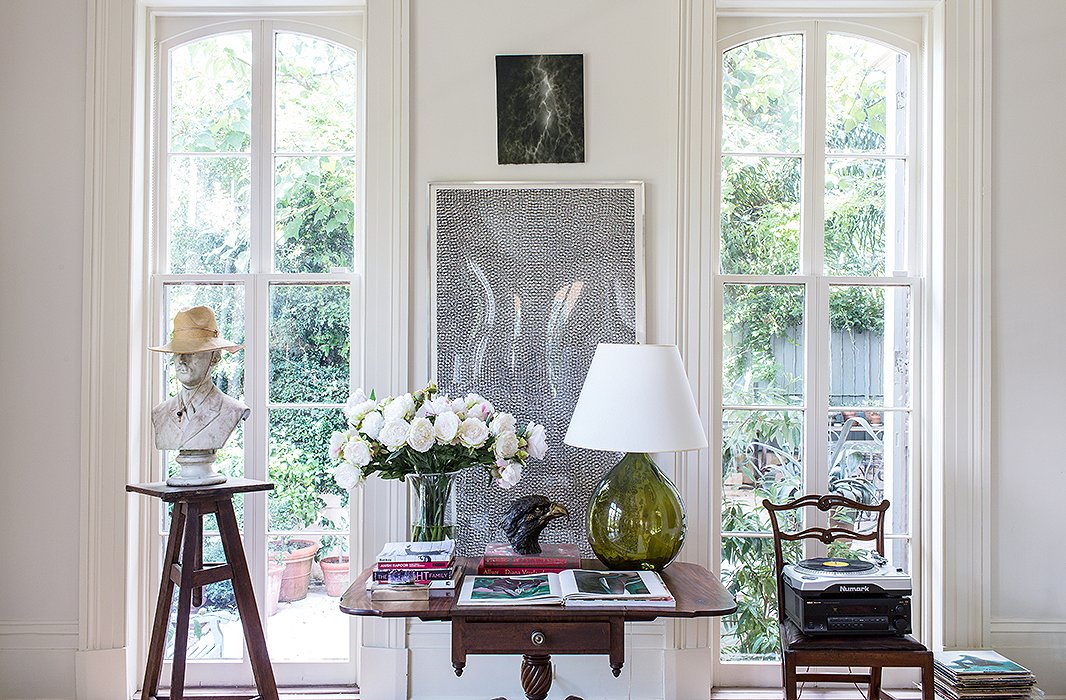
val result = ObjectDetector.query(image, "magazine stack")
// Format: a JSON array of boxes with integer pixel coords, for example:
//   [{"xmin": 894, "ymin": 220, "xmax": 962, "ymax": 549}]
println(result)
[
  {"xmin": 477, "ymin": 542, "xmax": 582, "ymax": 575},
  {"xmin": 367, "ymin": 539, "xmax": 460, "ymax": 601},
  {"xmin": 933, "ymin": 650, "xmax": 1039, "ymax": 700}
]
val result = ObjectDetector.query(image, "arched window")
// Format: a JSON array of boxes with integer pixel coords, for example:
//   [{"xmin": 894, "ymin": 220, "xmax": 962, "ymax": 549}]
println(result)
[
  {"xmin": 150, "ymin": 13, "xmax": 363, "ymax": 687},
  {"xmin": 714, "ymin": 17, "xmax": 923, "ymax": 685}
]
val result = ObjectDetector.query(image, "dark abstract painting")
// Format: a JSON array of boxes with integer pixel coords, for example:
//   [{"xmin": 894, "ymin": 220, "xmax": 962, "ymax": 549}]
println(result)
[
  {"xmin": 496, "ymin": 54, "xmax": 585, "ymax": 164},
  {"xmin": 431, "ymin": 182, "xmax": 644, "ymax": 555}
]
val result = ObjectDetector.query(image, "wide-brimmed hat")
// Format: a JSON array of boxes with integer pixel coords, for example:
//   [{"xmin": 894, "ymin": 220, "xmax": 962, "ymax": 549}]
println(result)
[{"xmin": 149, "ymin": 306, "xmax": 243, "ymax": 354}]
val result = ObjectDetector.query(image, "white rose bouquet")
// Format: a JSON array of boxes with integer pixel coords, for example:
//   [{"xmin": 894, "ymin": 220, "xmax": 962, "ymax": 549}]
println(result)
[{"xmin": 329, "ymin": 381, "xmax": 548, "ymax": 492}]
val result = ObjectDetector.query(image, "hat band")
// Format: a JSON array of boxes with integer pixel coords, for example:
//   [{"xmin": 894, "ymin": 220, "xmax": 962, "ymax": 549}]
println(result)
[{"xmin": 171, "ymin": 326, "xmax": 221, "ymax": 339}]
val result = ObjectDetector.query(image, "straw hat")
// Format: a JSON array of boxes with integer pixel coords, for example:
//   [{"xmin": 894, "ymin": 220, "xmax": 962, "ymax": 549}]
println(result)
[{"xmin": 149, "ymin": 306, "xmax": 243, "ymax": 354}]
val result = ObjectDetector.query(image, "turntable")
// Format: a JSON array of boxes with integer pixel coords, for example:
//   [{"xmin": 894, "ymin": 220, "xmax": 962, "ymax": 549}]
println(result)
[{"xmin": 781, "ymin": 557, "xmax": 912, "ymax": 635}]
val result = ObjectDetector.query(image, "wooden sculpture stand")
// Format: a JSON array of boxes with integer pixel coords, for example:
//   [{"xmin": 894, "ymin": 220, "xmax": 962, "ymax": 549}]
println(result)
[{"xmin": 127, "ymin": 478, "xmax": 279, "ymax": 700}]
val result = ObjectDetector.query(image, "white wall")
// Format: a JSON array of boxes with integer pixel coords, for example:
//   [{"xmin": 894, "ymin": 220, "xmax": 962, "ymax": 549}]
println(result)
[
  {"xmin": 989, "ymin": 0, "xmax": 1066, "ymax": 692},
  {"xmin": 0, "ymin": 0, "xmax": 86, "ymax": 697},
  {"xmin": 406, "ymin": 1, "xmax": 682, "ymax": 697}
]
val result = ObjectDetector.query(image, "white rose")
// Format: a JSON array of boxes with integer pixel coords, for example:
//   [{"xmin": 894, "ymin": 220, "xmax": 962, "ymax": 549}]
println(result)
[
  {"xmin": 407, "ymin": 417, "xmax": 435, "ymax": 453},
  {"xmin": 495, "ymin": 460, "xmax": 522, "ymax": 489},
  {"xmin": 524, "ymin": 423, "xmax": 548, "ymax": 460},
  {"xmin": 424, "ymin": 395, "xmax": 452, "ymax": 416},
  {"xmin": 434, "ymin": 411, "xmax": 460, "ymax": 443},
  {"xmin": 360, "ymin": 411, "xmax": 384, "ymax": 440},
  {"xmin": 379, "ymin": 418, "xmax": 410, "ymax": 450},
  {"xmin": 466, "ymin": 394, "xmax": 494, "ymax": 421},
  {"xmin": 328, "ymin": 430, "xmax": 348, "ymax": 461},
  {"xmin": 344, "ymin": 393, "xmax": 377, "ymax": 423},
  {"xmin": 383, "ymin": 393, "xmax": 415, "ymax": 421},
  {"xmin": 458, "ymin": 416, "xmax": 489, "ymax": 448},
  {"xmin": 345, "ymin": 436, "xmax": 372, "ymax": 467},
  {"xmin": 489, "ymin": 412, "xmax": 517, "ymax": 436},
  {"xmin": 334, "ymin": 462, "xmax": 364, "ymax": 490},
  {"xmin": 494, "ymin": 430, "xmax": 519, "ymax": 460},
  {"xmin": 449, "ymin": 397, "xmax": 467, "ymax": 418}
]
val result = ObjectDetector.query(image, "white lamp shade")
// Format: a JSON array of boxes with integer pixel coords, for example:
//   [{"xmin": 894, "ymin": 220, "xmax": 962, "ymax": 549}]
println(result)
[{"xmin": 564, "ymin": 343, "xmax": 708, "ymax": 453}]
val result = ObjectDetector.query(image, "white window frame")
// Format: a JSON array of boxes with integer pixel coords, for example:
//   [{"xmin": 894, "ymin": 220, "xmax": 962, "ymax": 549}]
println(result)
[
  {"xmin": 145, "ymin": 12, "xmax": 364, "ymax": 688},
  {"xmin": 712, "ymin": 15, "xmax": 925, "ymax": 687}
]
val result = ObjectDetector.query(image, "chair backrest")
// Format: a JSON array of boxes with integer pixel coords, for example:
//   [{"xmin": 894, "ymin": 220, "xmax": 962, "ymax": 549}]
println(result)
[{"xmin": 762, "ymin": 494, "xmax": 889, "ymax": 623}]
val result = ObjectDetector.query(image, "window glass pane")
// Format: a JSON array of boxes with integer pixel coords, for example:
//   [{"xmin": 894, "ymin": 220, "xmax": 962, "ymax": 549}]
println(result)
[
  {"xmin": 162, "ymin": 536, "xmax": 242, "ymax": 661},
  {"xmin": 275, "ymin": 33, "xmax": 358, "ymax": 153},
  {"xmin": 274, "ymin": 156, "xmax": 355, "ymax": 273},
  {"xmin": 829, "ymin": 285, "xmax": 910, "ymax": 408},
  {"xmin": 827, "ymin": 410, "xmax": 909, "ymax": 536},
  {"xmin": 720, "ymin": 535, "xmax": 800, "ymax": 662},
  {"xmin": 269, "ymin": 283, "xmax": 350, "ymax": 403},
  {"xmin": 163, "ymin": 282, "xmax": 246, "ymax": 399},
  {"xmin": 722, "ymin": 34, "xmax": 803, "ymax": 153},
  {"xmin": 824, "ymin": 158, "xmax": 905, "ymax": 276},
  {"xmin": 170, "ymin": 33, "xmax": 252, "ymax": 153},
  {"xmin": 722, "ymin": 410, "xmax": 803, "ymax": 534},
  {"xmin": 721, "ymin": 156, "xmax": 801, "ymax": 275},
  {"xmin": 826, "ymin": 34, "xmax": 907, "ymax": 155},
  {"xmin": 168, "ymin": 155, "xmax": 251, "ymax": 274},
  {"xmin": 723, "ymin": 284, "xmax": 804, "ymax": 406},
  {"xmin": 266, "ymin": 533, "xmax": 350, "ymax": 661},
  {"xmin": 267, "ymin": 408, "xmax": 348, "ymax": 532}
]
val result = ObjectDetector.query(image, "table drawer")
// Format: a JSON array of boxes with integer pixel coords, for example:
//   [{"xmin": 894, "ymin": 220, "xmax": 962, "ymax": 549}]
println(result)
[{"xmin": 457, "ymin": 620, "xmax": 612, "ymax": 655}]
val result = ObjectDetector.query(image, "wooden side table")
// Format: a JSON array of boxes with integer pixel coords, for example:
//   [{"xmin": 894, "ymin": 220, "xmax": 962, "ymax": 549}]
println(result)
[
  {"xmin": 127, "ymin": 478, "xmax": 279, "ymax": 700},
  {"xmin": 340, "ymin": 557, "xmax": 737, "ymax": 700}
]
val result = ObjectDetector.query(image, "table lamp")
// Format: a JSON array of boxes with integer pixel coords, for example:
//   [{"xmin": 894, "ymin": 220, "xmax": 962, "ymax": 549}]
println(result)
[{"xmin": 564, "ymin": 343, "xmax": 707, "ymax": 570}]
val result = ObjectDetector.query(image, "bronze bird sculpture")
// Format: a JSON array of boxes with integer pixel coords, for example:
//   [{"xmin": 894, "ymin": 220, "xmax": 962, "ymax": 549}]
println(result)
[{"xmin": 500, "ymin": 495, "xmax": 570, "ymax": 554}]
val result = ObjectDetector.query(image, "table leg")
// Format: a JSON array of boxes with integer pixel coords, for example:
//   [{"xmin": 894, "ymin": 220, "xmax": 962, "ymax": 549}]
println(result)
[
  {"xmin": 170, "ymin": 502, "xmax": 201, "ymax": 700},
  {"xmin": 216, "ymin": 498, "xmax": 279, "ymax": 700},
  {"xmin": 141, "ymin": 503, "xmax": 186, "ymax": 700},
  {"xmin": 190, "ymin": 505, "xmax": 203, "ymax": 608},
  {"xmin": 520, "ymin": 654, "xmax": 553, "ymax": 700}
]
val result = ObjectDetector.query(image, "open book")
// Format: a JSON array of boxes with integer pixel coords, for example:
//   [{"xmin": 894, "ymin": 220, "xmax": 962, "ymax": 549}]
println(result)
[{"xmin": 457, "ymin": 569, "xmax": 675, "ymax": 608}]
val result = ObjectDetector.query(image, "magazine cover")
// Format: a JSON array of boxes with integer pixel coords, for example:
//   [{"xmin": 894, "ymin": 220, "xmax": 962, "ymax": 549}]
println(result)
[
  {"xmin": 935, "ymin": 651, "xmax": 1033, "ymax": 676},
  {"xmin": 458, "ymin": 573, "xmax": 561, "ymax": 605}
]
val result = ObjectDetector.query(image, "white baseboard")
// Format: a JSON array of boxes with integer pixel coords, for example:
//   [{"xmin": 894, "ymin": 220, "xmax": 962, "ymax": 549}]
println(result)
[
  {"xmin": 0, "ymin": 620, "xmax": 79, "ymax": 699},
  {"xmin": 359, "ymin": 645, "xmax": 408, "ymax": 700},
  {"xmin": 989, "ymin": 618, "xmax": 1066, "ymax": 698},
  {"xmin": 76, "ymin": 646, "xmax": 132, "ymax": 700}
]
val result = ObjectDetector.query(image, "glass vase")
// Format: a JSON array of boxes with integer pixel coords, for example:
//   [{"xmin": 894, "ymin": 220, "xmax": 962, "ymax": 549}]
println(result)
[
  {"xmin": 409, "ymin": 471, "xmax": 459, "ymax": 542},
  {"xmin": 587, "ymin": 452, "xmax": 687, "ymax": 571}
]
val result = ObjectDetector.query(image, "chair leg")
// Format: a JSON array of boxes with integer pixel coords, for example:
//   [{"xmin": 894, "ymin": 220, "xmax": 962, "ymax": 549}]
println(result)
[
  {"xmin": 783, "ymin": 656, "xmax": 798, "ymax": 700},
  {"xmin": 869, "ymin": 666, "xmax": 882, "ymax": 700},
  {"xmin": 920, "ymin": 653, "xmax": 935, "ymax": 700}
]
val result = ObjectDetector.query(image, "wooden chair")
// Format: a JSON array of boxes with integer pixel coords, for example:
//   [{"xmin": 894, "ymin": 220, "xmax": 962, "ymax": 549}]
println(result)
[{"xmin": 763, "ymin": 494, "xmax": 934, "ymax": 700}]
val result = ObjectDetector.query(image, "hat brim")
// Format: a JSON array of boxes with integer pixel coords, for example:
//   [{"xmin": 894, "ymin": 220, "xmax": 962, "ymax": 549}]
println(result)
[{"xmin": 148, "ymin": 337, "xmax": 243, "ymax": 354}]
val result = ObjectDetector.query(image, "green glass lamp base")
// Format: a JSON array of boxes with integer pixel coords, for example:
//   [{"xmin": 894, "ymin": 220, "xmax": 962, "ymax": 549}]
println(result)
[{"xmin": 586, "ymin": 452, "xmax": 687, "ymax": 571}]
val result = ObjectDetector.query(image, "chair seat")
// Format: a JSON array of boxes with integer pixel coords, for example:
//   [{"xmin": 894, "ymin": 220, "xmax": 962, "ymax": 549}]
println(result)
[{"xmin": 781, "ymin": 620, "xmax": 928, "ymax": 652}]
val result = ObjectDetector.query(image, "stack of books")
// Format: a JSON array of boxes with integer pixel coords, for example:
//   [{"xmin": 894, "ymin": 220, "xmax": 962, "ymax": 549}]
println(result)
[
  {"xmin": 933, "ymin": 650, "xmax": 1038, "ymax": 700},
  {"xmin": 458, "ymin": 569, "xmax": 675, "ymax": 608},
  {"xmin": 476, "ymin": 542, "xmax": 582, "ymax": 575},
  {"xmin": 366, "ymin": 539, "xmax": 460, "ymax": 601}
]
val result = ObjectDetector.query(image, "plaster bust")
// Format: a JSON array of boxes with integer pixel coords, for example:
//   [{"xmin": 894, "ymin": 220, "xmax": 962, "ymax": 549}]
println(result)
[{"xmin": 149, "ymin": 306, "xmax": 249, "ymax": 486}]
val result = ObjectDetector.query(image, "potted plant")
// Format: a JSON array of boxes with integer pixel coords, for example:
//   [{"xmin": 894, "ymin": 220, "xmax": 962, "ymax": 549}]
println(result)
[
  {"xmin": 266, "ymin": 553, "xmax": 286, "ymax": 615},
  {"xmin": 269, "ymin": 537, "xmax": 320, "ymax": 602},
  {"xmin": 317, "ymin": 533, "xmax": 351, "ymax": 597}
]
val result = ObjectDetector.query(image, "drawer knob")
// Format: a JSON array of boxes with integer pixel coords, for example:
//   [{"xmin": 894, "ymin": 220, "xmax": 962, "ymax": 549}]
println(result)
[{"xmin": 530, "ymin": 630, "xmax": 546, "ymax": 646}]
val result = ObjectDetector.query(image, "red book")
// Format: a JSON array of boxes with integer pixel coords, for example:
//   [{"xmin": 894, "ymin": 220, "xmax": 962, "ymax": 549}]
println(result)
[
  {"xmin": 479, "ymin": 542, "xmax": 582, "ymax": 569},
  {"xmin": 476, "ymin": 565, "xmax": 568, "ymax": 576}
]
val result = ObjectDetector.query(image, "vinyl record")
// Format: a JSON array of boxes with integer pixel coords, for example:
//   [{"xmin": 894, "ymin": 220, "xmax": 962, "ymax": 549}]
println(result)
[{"xmin": 796, "ymin": 557, "xmax": 875, "ymax": 574}]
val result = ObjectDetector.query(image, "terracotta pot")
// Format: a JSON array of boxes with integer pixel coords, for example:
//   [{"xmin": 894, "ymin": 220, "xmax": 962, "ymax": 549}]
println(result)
[
  {"xmin": 319, "ymin": 555, "xmax": 351, "ymax": 597},
  {"xmin": 275, "ymin": 539, "xmax": 319, "ymax": 602},
  {"xmin": 266, "ymin": 560, "xmax": 285, "ymax": 616}
]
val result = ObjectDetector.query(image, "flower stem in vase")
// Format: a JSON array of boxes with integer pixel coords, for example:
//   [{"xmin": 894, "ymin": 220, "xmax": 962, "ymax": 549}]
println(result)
[{"xmin": 410, "ymin": 471, "xmax": 458, "ymax": 542}]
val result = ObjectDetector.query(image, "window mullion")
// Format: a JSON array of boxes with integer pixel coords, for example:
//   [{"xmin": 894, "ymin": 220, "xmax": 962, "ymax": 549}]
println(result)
[{"xmin": 252, "ymin": 20, "xmax": 273, "ymax": 276}]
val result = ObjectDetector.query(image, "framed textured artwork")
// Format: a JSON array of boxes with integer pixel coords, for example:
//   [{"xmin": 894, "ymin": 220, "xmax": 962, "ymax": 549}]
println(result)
[
  {"xmin": 430, "ymin": 181, "xmax": 645, "ymax": 555},
  {"xmin": 495, "ymin": 54, "xmax": 585, "ymax": 164}
]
